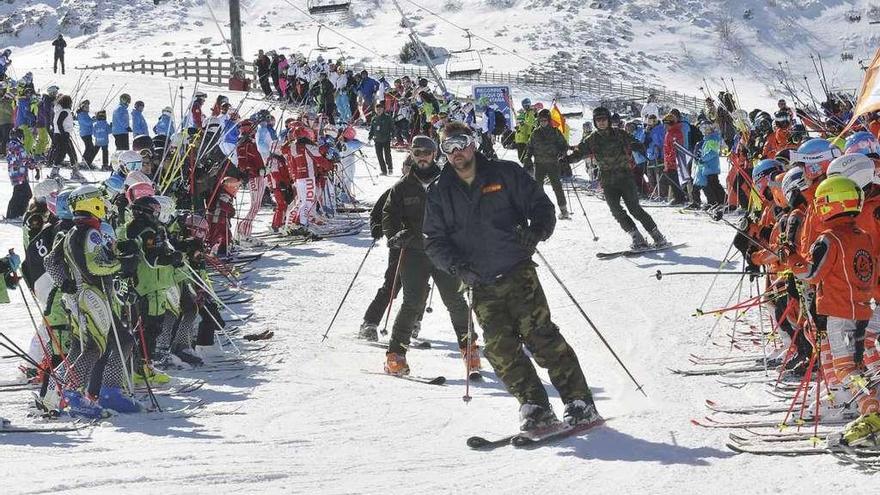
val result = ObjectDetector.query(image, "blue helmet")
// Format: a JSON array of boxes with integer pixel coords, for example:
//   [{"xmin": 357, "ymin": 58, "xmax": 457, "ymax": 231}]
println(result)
[
  {"xmin": 103, "ymin": 172, "xmax": 126, "ymax": 196},
  {"xmin": 521, "ymin": 98, "xmax": 531, "ymax": 108},
  {"xmin": 752, "ymin": 159, "xmax": 784, "ymax": 182},
  {"xmin": 795, "ymin": 138, "xmax": 841, "ymax": 180},
  {"xmin": 55, "ymin": 190, "xmax": 73, "ymax": 220},
  {"xmin": 844, "ymin": 131, "xmax": 880, "ymax": 156}
]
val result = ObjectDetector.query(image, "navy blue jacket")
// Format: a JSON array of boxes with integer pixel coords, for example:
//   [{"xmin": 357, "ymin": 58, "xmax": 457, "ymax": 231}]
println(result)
[{"xmin": 423, "ymin": 153, "xmax": 555, "ymax": 284}]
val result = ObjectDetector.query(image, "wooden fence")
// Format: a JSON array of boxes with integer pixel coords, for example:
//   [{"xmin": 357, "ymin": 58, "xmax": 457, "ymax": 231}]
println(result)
[{"xmin": 77, "ymin": 57, "xmax": 704, "ymax": 112}]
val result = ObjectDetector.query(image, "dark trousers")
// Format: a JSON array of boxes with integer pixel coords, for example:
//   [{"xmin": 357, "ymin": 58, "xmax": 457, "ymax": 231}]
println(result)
[
  {"xmin": 98, "ymin": 145, "xmax": 109, "ymax": 167},
  {"xmin": 113, "ymin": 133, "xmax": 129, "ymax": 151},
  {"xmin": 375, "ymin": 141, "xmax": 392, "ymax": 174},
  {"xmin": 703, "ymin": 174, "xmax": 726, "ymax": 206},
  {"xmin": 363, "ymin": 248, "xmax": 403, "ymax": 325},
  {"xmin": 603, "ymin": 174, "xmax": 657, "ymax": 234},
  {"xmin": 0, "ymin": 123, "xmax": 11, "ymax": 155},
  {"xmin": 53, "ymin": 133, "xmax": 77, "ymax": 166},
  {"xmin": 258, "ymin": 76, "xmax": 272, "ymax": 97},
  {"xmin": 54, "ymin": 53, "xmax": 65, "ymax": 74},
  {"xmin": 535, "ymin": 161, "xmax": 566, "ymax": 208},
  {"xmin": 388, "ymin": 249, "xmax": 470, "ymax": 355},
  {"xmin": 660, "ymin": 170, "xmax": 685, "ymax": 203},
  {"xmin": 81, "ymin": 135, "xmax": 98, "ymax": 166},
  {"xmin": 6, "ymin": 182, "xmax": 32, "ymax": 219}
]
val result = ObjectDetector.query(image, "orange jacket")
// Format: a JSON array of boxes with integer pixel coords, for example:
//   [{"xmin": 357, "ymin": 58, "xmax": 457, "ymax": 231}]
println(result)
[
  {"xmin": 762, "ymin": 128, "xmax": 791, "ymax": 159},
  {"xmin": 792, "ymin": 218, "xmax": 874, "ymax": 320}
]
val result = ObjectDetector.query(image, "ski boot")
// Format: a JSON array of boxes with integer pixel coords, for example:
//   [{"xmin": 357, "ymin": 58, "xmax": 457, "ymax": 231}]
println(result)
[
  {"xmin": 69, "ymin": 169, "xmax": 86, "ymax": 183},
  {"xmin": 839, "ymin": 412, "xmax": 880, "ymax": 447},
  {"xmin": 460, "ymin": 342, "xmax": 482, "ymax": 373},
  {"xmin": 359, "ymin": 322, "xmax": 378, "ymax": 342},
  {"xmin": 156, "ymin": 352, "xmax": 190, "ymax": 370},
  {"xmin": 62, "ymin": 390, "xmax": 107, "ymax": 419},
  {"xmin": 238, "ymin": 236, "xmax": 267, "ymax": 249},
  {"xmin": 648, "ymin": 227, "xmax": 669, "ymax": 248},
  {"xmin": 48, "ymin": 167, "xmax": 61, "ymax": 180},
  {"xmin": 558, "ymin": 205, "xmax": 571, "ymax": 220},
  {"xmin": 563, "ymin": 399, "xmax": 603, "ymax": 426},
  {"xmin": 174, "ymin": 348, "xmax": 205, "ymax": 367},
  {"xmin": 98, "ymin": 386, "xmax": 143, "ymax": 414},
  {"xmin": 627, "ymin": 230, "xmax": 649, "ymax": 250},
  {"xmin": 384, "ymin": 352, "xmax": 410, "ymax": 376},
  {"xmin": 519, "ymin": 403, "xmax": 558, "ymax": 432},
  {"xmin": 194, "ymin": 344, "xmax": 227, "ymax": 360},
  {"xmin": 133, "ymin": 364, "xmax": 172, "ymax": 386},
  {"xmin": 410, "ymin": 321, "xmax": 422, "ymax": 340}
]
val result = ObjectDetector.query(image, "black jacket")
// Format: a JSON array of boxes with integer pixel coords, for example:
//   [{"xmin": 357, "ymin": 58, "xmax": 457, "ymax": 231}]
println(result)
[
  {"xmin": 382, "ymin": 163, "xmax": 441, "ymax": 251},
  {"xmin": 424, "ymin": 153, "xmax": 555, "ymax": 284}
]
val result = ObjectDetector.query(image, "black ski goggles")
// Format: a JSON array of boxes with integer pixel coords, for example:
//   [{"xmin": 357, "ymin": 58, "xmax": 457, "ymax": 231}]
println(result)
[{"xmin": 440, "ymin": 133, "xmax": 475, "ymax": 155}]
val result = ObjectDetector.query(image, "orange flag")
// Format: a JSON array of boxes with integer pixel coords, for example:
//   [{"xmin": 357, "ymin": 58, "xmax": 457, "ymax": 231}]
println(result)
[
  {"xmin": 842, "ymin": 47, "xmax": 880, "ymax": 134},
  {"xmin": 550, "ymin": 101, "xmax": 570, "ymax": 141}
]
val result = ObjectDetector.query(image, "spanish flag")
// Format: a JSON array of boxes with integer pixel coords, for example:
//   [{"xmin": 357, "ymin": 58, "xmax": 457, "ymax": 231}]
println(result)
[{"xmin": 550, "ymin": 101, "xmax": 570, "ymax": 141}]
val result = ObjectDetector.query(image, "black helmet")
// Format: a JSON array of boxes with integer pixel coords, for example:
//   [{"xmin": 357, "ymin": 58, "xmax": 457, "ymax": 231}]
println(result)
[
  {"xmin": 131, "ymin": 196, "xmax": 161, "ymax": 220},
  {"xmin": 592, "ymin": 107, "xmax": 611, "ymax": 125},
  {"xmin": 537, "ymin": 109, "xmax": 551, "ymax": 120}
]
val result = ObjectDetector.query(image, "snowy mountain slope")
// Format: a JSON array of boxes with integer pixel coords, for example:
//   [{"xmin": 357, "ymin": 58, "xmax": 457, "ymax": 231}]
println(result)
[
  {"xmin": 2, "ymin": 1, "xmax": 878, "ymax": 109},
  {"xmin": 0, "ymin": 65, "xmax": 875, "ymax": 495}
]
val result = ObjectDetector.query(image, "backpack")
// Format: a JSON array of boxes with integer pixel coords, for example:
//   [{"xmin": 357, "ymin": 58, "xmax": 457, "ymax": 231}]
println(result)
[{"xmin": 493, "ymin": 110, "xmax": 507, "ymax": 135}]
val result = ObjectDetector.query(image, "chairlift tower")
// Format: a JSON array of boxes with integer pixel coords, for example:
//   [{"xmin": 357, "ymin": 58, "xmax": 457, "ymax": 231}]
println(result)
[{"xmin": 390, "ymin": 0, "xmax": 447, "ymax": 94}]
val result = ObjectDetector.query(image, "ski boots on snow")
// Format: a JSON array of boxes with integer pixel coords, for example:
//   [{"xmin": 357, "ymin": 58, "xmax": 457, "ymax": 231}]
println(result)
[
  {"xmin": 837, "ymin": 412, "xmax": 880, "ymax": 447},
  {"xmin": 519, "ymin": 403, "xmax": 558, "ymax": 432},
  {"xmin": 563, "ymin": 399, "xmax": 602, "ymax": 426},
  {"xmin": 410, "ymin": 321, "xmax": 422, "ymax": 340},
  {"xmin": 558, "ymin": 206, "xmax": 571, "ymax": 220},
  {"xmin": 627, "ymin": 229, "xmax": 649, "ymax": 250},
  {"xmin": 98, "ymin": 386, "xmax": 143, "ymax": 413},
  {"xmin": 359, "ymin": 322, "xmax": 378, "ymax": 342},
  {"xmin": 460, "ymin": 342, "xmax": 482, "ymax": 373},
  {"xmin": 133, "ymin": 364, "xmax": 171, "ymax": 385},
  {"xmin": 62, "ymin": 390, "xmax": 107, "ymax": 419},
  {"xmin": 648, "ymin": 227, "xmax": 669, "ymax": 247},
  {"xmin": 384, "ymin": 352, "xmax": 410, "ymax": 376}
]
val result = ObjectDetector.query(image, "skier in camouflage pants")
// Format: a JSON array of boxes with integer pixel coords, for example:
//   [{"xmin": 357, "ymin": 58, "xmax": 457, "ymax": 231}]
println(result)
[{"xmin": 424, "ymin": 121, "xmax": 601, "ymax": 431}]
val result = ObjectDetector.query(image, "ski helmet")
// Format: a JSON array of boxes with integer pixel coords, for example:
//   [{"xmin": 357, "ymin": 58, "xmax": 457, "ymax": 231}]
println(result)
[
  {"xmin": 124, "ymin": 170, "xmax": 151, "ymax": 188},
  {"xmin": 521, "ymin": 98, "xmax": 532, "ymax": 108},
  {"xmin": 69, "ymin": 184, "xmax": 107, "ymax": 219},
  {"xmin": 182, "ymin": 212, "xmax": 209, "ymax": 241},
  {"xmin": 194, "ymin": 91, "xmax": 207, "ymax": 100},
  {"xmin": 45, "ymin": 85, "xmax": 59, "ymax": 97},
  {"xmin": 162, "ymin": 106, "xmax": 173, "ymax": 115},
  {"xmin": 132, "ymin": 135, "xmax": 153, "ymax": 153},
  {"xmin": 782, "ymin": 167, "xmax": 809, "ymax": 207},
  {"xmin": 119, "ymin": 93, "xmax": 131, "ymax": 104},
  {"xmin": 125, "ymin": 181, "xmax": 155, "ymax": 204},
  {"xmin": 131, "ymin": 196, "xmax": 161, "ymax": 221},
  {"xmin": 752, "ymin": 159, "xmax": 784, "ymax": 199},
  {"xmin": 118, "ymin": 150, "xmax": 143, "ymax": 174},
  {"xmin": 826, "ymin": 154, "xmax": 877, "ymax": 189},
  {"xmin": 813, "ymin": 176, "xmax": 863, "ymax": 222},
  {"xmin": 152, "ymin": 195, "xmax": 177, "ymax": 224},
  {"xmin": 773, "ymin": 110, "xmax": 790, "ymax": 127},
  {"xmin": 102, "ymin": 172, "xmax": 126, "ymax": 196},
  {"xmin": 54, "ymin": 189, "xmax": 74, "ymax": 220},
  {"xmin": 32, "ymin": 178, "xmax": 62, "ymax": 201},
  {"xmin": 844, "ymin": 131, "xmax": 880, "ymax": 156},
  {"xmin": 238, "ymin": 119, "xmax": 256, "ymax": 135},
  {"xmin": 537, "ymin": 109, "xmax": 551, "ymax": 121},
  {"xmin": 793, "ymin": 138, "xmax": 842, "ymax": 181},
  {"xmin": 592, "ymin": 107, "xmax": 611, "ymax": 125}
]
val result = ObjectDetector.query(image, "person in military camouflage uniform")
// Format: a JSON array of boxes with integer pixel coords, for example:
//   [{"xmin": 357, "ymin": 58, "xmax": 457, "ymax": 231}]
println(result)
[
  {"xmin": 523, "ymin": 109, "xmax": 570, "ymax": 220},
  {"xmin": 424, "ymin": 121, "xmax": 600, "ymax": 431},
  {"xmin": 382, "ymin": 136, "xmax": 476, "ymax": 376},
  {"xmin": 564, "ymin": 107, "xmax": 668, "ymax": 249}
]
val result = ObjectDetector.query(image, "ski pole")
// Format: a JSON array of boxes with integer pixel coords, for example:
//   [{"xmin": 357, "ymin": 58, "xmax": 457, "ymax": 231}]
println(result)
[
  {"xmin": 321, "ymin": 239, "xmax": 376, "ymax": 341},
  {"xmin": 381, "ymin": 247, "xmax": 407, "ymax": 337},
  {"xmin": 535, "ymin": 249, "xmax": 647, "ymax": 397},
  {"xmin": 101, "ymin": 279, "xmax": 137, "ymax": 395},
  {"xmin": 696, "ymin": 239, "xmax": 736, "ymax": 313},
  {"xmin": 568, "ymin": 176, "xmax": 598, "ymax": 241},
  {"xmin": 654, "ymin": 269, "xmax": 776, "ymax": 280},
  {"xmin": 425, "ymin": 279, "xmax": 435, "ymax": 313},
  {"xmin": 463, "ymin": 285, "xmax": 474, "ymax": 404}
]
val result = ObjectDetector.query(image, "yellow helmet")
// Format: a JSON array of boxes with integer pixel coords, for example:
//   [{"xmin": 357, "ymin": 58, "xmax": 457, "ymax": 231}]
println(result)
[
  {"xmin": 69, "ymin": 184, "xmax": 107, "ymax": 219},
  {"xmin": 814, "ymin": 175, "xmax": 862, "ymax": 222}
]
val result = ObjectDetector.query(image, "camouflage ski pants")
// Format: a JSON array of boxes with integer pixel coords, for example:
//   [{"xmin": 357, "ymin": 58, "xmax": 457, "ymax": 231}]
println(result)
[{"xmin": 472, "ymin": 262, "xmax": 592, "ymax": 406}]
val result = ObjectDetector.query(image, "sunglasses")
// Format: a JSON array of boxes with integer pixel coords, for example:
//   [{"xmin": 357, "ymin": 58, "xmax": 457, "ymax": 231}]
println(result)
[
  {"xmin": 440, "ymin": 134, "xmax": 475, "ymax": 154},
  {"xmin": 411, "ymin": 148, "xmax": 434, "ymax": 157}
]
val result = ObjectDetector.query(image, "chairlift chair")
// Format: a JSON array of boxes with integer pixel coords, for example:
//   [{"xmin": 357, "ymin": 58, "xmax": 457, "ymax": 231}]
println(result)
[
  {"xmin": 307, "ymin": 26, "xmax": 346, "ymax": 65},
  {"xmin": 445, "ymin": 30, "xmax": 484, "ymax": 79},
  {"xmin": 307, "ymin": 0, "xmax": 351, "ymax": 15}
]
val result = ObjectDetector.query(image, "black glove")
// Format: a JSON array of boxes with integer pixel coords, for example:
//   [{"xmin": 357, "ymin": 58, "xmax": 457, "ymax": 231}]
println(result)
[
  {"xmin": 34, "ymin": 168, "xmax": 41, "ymax": 180},
  {"xmin": 370, "ymin": 224, "xmax": 383, "ymax": 240},
  {"xmin": 451, "ymin": 263, "xmax": 480, "ymax": 287},
  {"xmin": 387, "ymin": 229, "xmax": 414, "ymax": 249},
  {"xmin": 60, "ymin": 279, "xmax": 77, "ymax": 294},
  {"xmin": 169, "ymin": 251, "xmax": 185, "ymax": 267},
  {"xmin": 515, "ymin": 225, "xmax": 542, "ymax": 253},
  {"xmin": 786, "ymin": 274, "xmax": 799, "ymax": 300},
  {"xmin": 745, "ymin": 262, "xmax": 761, "ymax": 281},
  {"xmin": 117, "ymin": 239, "xmax": 138, "ymax": 257},
  {"xmin": 558, "ymin": 155, "xmax": 569, "ymax": 165}
]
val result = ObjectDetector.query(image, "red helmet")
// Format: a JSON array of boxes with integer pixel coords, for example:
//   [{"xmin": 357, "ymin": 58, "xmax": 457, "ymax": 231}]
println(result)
[
  {"xmin": 342, "ymin": 125, "xmax": 356, "ymax": 141},
  {"xmin": 294, "ymin": 125, "xmax": 314, "ymax": 140}
]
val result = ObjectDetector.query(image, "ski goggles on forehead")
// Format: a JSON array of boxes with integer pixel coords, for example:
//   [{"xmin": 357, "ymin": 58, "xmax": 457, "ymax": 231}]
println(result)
[{"xmin": 439, "ymin": 133, "xmax": 475, "ymax": 154}]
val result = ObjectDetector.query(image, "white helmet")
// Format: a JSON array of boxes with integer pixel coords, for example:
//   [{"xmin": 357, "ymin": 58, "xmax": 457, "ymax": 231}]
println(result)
[
  {"xmin": 32, "ymin": 177, "xmax": 62, "ymax": 201},
  {"xmin": 152, "ymin": 195, "xmax": 177, "ymax": 224},
  {"xmin": 109, "ymin": 150, "xmax": 126, "ymax": 170},
  {"xmin": 162, "ymin": 106, "xmax": 173, "ymax": 115},
  {"xmin": 826, "ymin": 154, "xmax": 878, "ymax": 189},
  {"xmin": 118, "ymin": 150, "xmax": 143, "ymax": 173},
  {"xmin": 124, "ymin": 170, "xmax": 152, "ymax": 188}
]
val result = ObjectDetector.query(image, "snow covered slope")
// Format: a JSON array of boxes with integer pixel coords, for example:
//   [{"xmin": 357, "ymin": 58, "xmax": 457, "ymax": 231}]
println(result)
[
  {"xmin": 0, "ymin": 65, "xmax": 875, "ymax": 495},
  {"xmin": 2, "ymin": 1, "xmax": 878, "ymax": 108}
]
